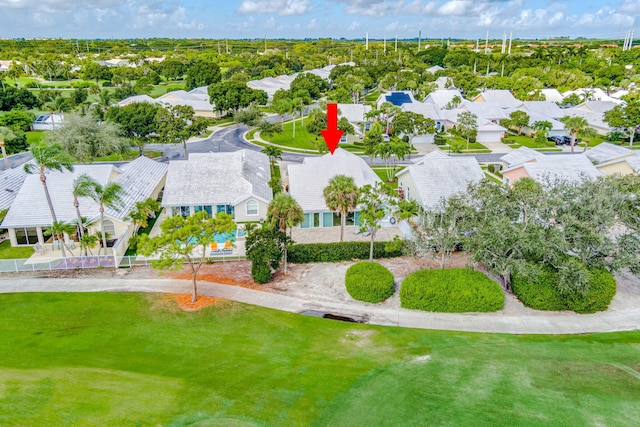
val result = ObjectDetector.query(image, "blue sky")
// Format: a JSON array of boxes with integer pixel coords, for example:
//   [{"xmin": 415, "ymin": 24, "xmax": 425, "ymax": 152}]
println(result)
[{"xmin": 0, "ymin": 0, "xmax": 638, "ymax": 40}]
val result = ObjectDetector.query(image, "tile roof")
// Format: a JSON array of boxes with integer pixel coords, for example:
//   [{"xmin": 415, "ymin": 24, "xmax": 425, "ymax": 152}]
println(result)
[
  {"xmin": 500, "ymin": 146, "xmax": 545, "ymax": 168},
  {"xmin": 473, "ymin": 90, "xmax": 522, "ymax": 108},
  {"xmin": 423, "ymin": 89, "xmax": 464, "ymax": 108},
  {"xmin": 162, "ymin": 150, "xmax": 272, "ymax": 207},
  {"xmin": 401, "ymin": 102, "xmax": 443, "ymax": 121},
  {"xmin": 287, "ymin": 148, "xmax": 380, "ymax": 212},
  {"xmin": 519, "ymin": 101, "xmax": 565, "ymax": 119},
  {"xmin": 461, "ymin": 101, "xmax": 508, "ymax": 121},
  {"xmin": 505, "ymin": 154, "xmax": 602, "ymax": 185},
  {"xmin": 0, "ymin": 160, "xmax": 33, "ymax": 211},
  {"xmin": 337, "ymin": 103, "xmax": 371, "ymax": 123},
  {"xmin": 584, "ymin": 142, "xmax": 637, "ymax": 164},
  {"xmin": 1, "ymin": 158, "xmax": 167, "ymax": 229},
  {"xmin": 397, "ymin": 156, "xmax": 484, "ymax": 210}
]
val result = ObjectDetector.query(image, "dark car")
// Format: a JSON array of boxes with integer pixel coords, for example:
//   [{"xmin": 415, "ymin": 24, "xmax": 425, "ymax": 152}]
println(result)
[
  {"xmin": 562, "ymin": 136, "xmax": 578, "ymax": 145},
  {"xmin": 547, "ymin": 136, "xmax": 563, "ymax": 145}
]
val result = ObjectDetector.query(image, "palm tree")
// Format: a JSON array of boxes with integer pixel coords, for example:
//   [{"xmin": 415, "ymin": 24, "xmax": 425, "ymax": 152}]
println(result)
[
  {"xmin": 323, "ymin": 175, "xmax": 359, "ymax": 242},
  {"xmin": 72, "ymin": 174, "xmax": 98, "ymax": 254},
  {"xmin": 267, "ymin": 193, "xmax": 304, "ymax": 274},
  {"xmin": 560, "ymin": 116, "xmax": 589, "ymax": 153},
  {"xmin": 86, "ymin": 182, "xmax": 125, "ymax": 256},
  {"xmin": 0, "ymin": 126, "xmax": 16, "ymax": 170},
  {"xmin": 24, "ymin": 141, "xmax": 75, "ymax": 224},
  {"xmin": 44, "ymin": 221, "xmax": 76, "ymax": 259},
  {"xmin": 262, "ymin": 146, "xmax": 282, "ymax": 175}
]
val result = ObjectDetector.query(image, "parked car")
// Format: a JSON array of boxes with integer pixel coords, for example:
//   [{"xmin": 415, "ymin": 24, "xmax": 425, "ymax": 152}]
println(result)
[
  {"xmin": 562, "ymin": 136, "xmax": 578, "ymax": 145},
  {"xmin": 547, "ymin": 136, "xmax": 563, "ymax": 145}
]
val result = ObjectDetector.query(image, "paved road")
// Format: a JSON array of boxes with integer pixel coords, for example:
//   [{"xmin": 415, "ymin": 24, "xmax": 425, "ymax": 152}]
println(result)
[{"xmin": 1, "ymin": 276, "xmax": 638, "ymax": 335}]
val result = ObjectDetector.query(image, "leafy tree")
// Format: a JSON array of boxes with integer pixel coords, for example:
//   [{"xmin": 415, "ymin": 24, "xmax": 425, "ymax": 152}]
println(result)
[
  {"xmin": 323, "ymin": 174, "xmax": 359, "ymax": 242},
  {"xmin": 0, "ymin": 87, "xmax": 39, "ymax": 111},
  {"xmin": 560, "ymin": 116, "xmax": 589, "ymax": 153},
  {"xmin": 271, "ymin": 98, "xmax": 292, "ymax": 129},
  {"xmin": 46, "ymin": 113, "xmax": 127, "ymax": 162},
  {"xmin": 454, "ymin": 111, "xmax": 478, "ymax": 150},
  {"xmin": 337, "ymin": 117, "xmax": 355, "ymax": 136},
  {"xmin": 24, "ymin": 141, "xmax": 75, "ymax": 223},
  {"xmin": 290, "ymin": 73, "xmax": 328, "ymax": 99},
  {"xmin": 357, "ymin": 182, "xmax": 391, "ymax": 262},
  {"xmin": 408, "ymin": 197, "xmax": 467, "ymax": 269},
  {"xmin": 305, "ymin": 107, "xmax": 326, "ymax": 137},
  {"xmin": 262, "ymin": 145, "xmax": 282, "ymax": 175},
  {"xmin": 138, "ymin": 211, "xmax": 236, "ymax": 301},
  {"xmin": 106, "ymin": 102, "xmax": 163, "ymax": 156},
  {"xmin": 234, "ymin": 103, "xmax": 264, "ymax": 127},
  {"xmin": 81, "ymin": 62, "xmax": 112, "ymax": 83},
  {"xmin": 208, "ymin": 81, "xmax": 267, "ymax": 113},
  {"xmin": 531, "ymin": 120, "xmax": 553, "ymax": 144},
  {"xmin": 267, "ymin": 193, "xmax": 304, "ymax": 274},
  {"xmin": 362, "ymin": 121, "xmax": 385, "ymax": 163},
  {"xmin": 390, "ymin": 111, "xmax": 436, "ymax": 141},
  {"xmin": 0, "ymin": 126, "xmax": 15, "ymax": 169},
  {"xmin": 603, "ymin": 99, "xmax": 640, "ymax": 147},
  {"xmin": 245, "ymin": 226, "xmax": 286, "ymax": 284},
  {"xmin": 503, "ymin": 110, "xmax": 530, "ymax": 136},
  {"xmin": 0, "ymin": 110, "xmax": 35, "ymax": 132},
  {"xmin": 155, "ymin": 105, "xmax": 203, "ymax": 159},
  {"xmin": 125, "ymin": 198, "xmax": 161, "ymax": 231},
  {"xmin": 85, "ymin": 181, "xmax": 125, "ymax": 256},
  {"xmin": 258, "ymin": 120, "xmax": 282, "ymax": 142},
  {"xmin": 161, "ymin": 59, "xmax": 187, "ymax": 81},
  {"xmin": 185, "ymin": 60, "xmax": 221, "ymax": 90}
]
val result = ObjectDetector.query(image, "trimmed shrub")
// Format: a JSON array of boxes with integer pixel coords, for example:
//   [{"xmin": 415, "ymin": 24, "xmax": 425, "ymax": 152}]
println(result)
[
  {"xmin": 287, "ymin": 241, "xmax": 403, "ymax": 264},
  {"xmin": 512, "ymin": 265, "xmax": 616, "ymax": 314},
  {"xmin": 345, "ymin": 262, "xmax": 395, "ymax": 303},
  {"xmin": 251, "ymin": 262, "xmax": 272, "ymax": 284},
  {"xmin": 400, "ymin": 268, "xmax": 504, "ymax": 313}
]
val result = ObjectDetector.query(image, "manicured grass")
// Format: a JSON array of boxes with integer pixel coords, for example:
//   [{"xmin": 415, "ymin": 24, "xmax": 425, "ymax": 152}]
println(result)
[
  {"xmin": 25, "ymin": 131, "xmax": 44, "ymax": 146},
  {"xmin": 0, "ymin": 240, "xmax": 34, "ymax": 259},
  {"xmin": 268, "ymin": 119, "xmax": 321, "ymax": 151},
  {"xmin": 1, "ymin": 293, "xmax": 640, "ymax": 426},
  {"xmin": 504, "ymin": 135, "xmax": 556, "ymax": 149},
  {"xmin": 92, "ymin": 150, "xmax": 162, "ymax": 162}
]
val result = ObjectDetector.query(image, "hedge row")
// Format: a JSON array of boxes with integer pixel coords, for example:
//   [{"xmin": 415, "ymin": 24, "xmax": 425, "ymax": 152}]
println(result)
[
  {"xmin": 512, "ymin": 266, "xmax": 616, "ymax": 314},
  {"xmin": 287, "ymin": 241, "xmax": 402, "ymax": 264},
  {"xmin": 400, "ymin": 268, "xmax": 504, "ymax": 313},
  {"xmin": 345, "ymin": 262, "xmax": 395, "ymax": 303}
]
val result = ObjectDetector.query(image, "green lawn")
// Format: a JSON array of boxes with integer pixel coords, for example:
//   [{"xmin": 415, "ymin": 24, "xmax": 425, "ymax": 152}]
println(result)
[
  {"xmin": 26, "ymin": 131, "xmax": 44, "ymax": 146},
  {"xmin": 0, "ymin": 240, "xmax": 34, "ymax": 259},
  {"xmin": 267, "ymin": 119, "xmax": 322, "ymax": 151},
  {"xmin": 503, "ymin": 135, "xmax": 556, "ymax": 149},
  {"xmin": 92, "ymin": 150, "xmax": 163, "ymax": 162},
  {"xmin": 1, "ymin": 292, "xmax": 639, "ymax": 426}
]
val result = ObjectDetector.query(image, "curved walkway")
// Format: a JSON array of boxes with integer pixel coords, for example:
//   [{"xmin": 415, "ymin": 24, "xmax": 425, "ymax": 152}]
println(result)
[{"xmin": 1, "ymin": 276, "xmax": 639, "ymax": 335}]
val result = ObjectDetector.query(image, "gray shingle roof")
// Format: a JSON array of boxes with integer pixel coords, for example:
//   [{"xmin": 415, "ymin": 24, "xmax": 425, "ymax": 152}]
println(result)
[
  {"xmin": 584, "ymin": 142, "xmax": 637, "ymax": 164},
  {"xmin": 461, "ymin": 101, "xmax": 508, "ymax": 121},
  {"xmin": 424, "ymin": 89, "xmax": 464, "ymax": 108},
  {"xmin": 338, "ymin": 104, "xmax": 371, "ymax": 123},
  {"xmin": 500, "ymin": 147, "xmax": 545, "ymax": 168},
  {"xmin": 474, "ymin": 90, "xmax": 522, "ymax": 108},
  {"xmin": 287, "ymin": 148, "xmax": 380, "ymax": 212},
  {"xmin": 162, "ymin": 150, "xmax": 272, "ymax": 207},
  {"xmin": 519, "ymin": 101, "xmax": 565, "ymax": 119},
  {"xmin": 398, "ymin": 157, "xmax": 484, "ymax": 210},
  {"xmin": 401, "ymin": 102, "xmax": 443, "ymax": 121}
]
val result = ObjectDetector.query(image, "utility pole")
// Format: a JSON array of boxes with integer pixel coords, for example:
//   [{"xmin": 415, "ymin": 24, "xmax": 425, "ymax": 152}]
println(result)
[
  {"xmin": 366, "ymin": 32, "xmax": 369, "ymax": 50},
  {"xmin": 395, "ymin": 35, "xmax": 398, "ymax": 52},
  {"xmin": 418, "ymin": 30, "xmax": 421, "ymax": 53},
  {"xmin": 383, "ymin": 37, "xmax": 386, "ymax": 53},
  {"xmin": 476, "ymin": 39, "xmax": 479, "ymax": 52},
  {"xmin": 218, "ymin": 42, "xmax": 220, "ymax": 55},
  {"xmin": 508, "ymin": 32, "xmax": 513, "ymax": 55},
  {"xmin": 264, "ymin": 35, "xmax": 267, "ymax": 52},
  {"xmin": 485, "ymin": 31, "xmax": 489, "ymax": 54},
  {"xmin": 226, "ymin": 39, "xmax": 229, "ymax": 54},
  {"xmin": 501, "ymin": 31, "xmax": 506, "ymax": 54}
]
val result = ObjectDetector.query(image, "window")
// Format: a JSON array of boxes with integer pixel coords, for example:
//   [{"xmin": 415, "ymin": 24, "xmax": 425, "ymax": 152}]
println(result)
[
  {"xmin": 323, "ymin": 212, "xmax": 333, "ymax": 228},
  {"xmin": 194, "ymin": 205, "xmax": 213, "ymax": 217},
  {"xmin": 15, "ymin": 227, "xmax": 39, "ymax": 245},
  {"xmin": 102, "ymin": 220, "xmax": 116, "ymax": 239},
  {"xmin": 246, "ymin": 199, "xmax": 258, "ymax": 216}
]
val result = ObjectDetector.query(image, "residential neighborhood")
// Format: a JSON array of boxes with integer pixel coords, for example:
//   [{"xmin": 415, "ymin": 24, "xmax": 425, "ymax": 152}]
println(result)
[{"xmin": 1, "ymin": 14, "xmax": 640, "ymax": 426}]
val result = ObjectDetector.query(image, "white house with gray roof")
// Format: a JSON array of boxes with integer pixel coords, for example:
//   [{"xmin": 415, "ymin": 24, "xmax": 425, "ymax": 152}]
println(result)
[
  {"xmin": 1, "ymin": 156, "xmax": 167, "ymax": 249},
  {"xmin": 423, "ymin": 89, "xmax": 465, "ymax": 109},
  {"xmin": 396, "ymin": 153, "xmax": 484, "ymax": 210},
  {"xmin": 0, "ymin": 160, "xmax": 33, "ymax": 212},
  {"xmin": 584, "ymin": 142, "xmax": 640, "ymax": 176},
  {"xmin": 337, "ymin": 103, "xmax": 372, "ymax": 142},
  {"xmin": 500, "ymin": 146, "xmax": 545, "ymax": 168},
  {"xmin": 287, "ymin": 148, "xmax": 380, "ymax": 229},
  {"xmin": 162, "ymin": 150, "xmax": 272, "ymax": 222},
  {"xmin": 502, "ymin": 154, "xmax": 602, "ymax": 187},
  {"xmin": 473, "ymin": 90, "xmax": 522, "ymax": 109}
]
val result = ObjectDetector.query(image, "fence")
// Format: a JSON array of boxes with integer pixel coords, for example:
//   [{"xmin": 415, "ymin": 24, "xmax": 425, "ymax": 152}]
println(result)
[{"xmin": 0, "ymin": 254, "xmax": 246, "ymax": 273}]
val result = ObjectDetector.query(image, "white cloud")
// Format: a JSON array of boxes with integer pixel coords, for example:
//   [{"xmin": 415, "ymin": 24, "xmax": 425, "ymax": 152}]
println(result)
[
  {"xmin": 347, "ymin": 20, "xmax": 360, "ymax": 31},
  {"xmin": 237, "ymin": 0, "xmax": 312, "ymax": 16}
]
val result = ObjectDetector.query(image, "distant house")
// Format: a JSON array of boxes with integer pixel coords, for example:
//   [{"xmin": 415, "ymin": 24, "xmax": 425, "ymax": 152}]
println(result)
[
  {"xmin": 460, "ymin": 101, "xmax": 508, "ymax": 122},
  {"xmin": 247, "ymin": 64, "xmax": 350, "ymax": 99},
  {"xmin": 32, "ymin": 113, "xmax": 64, "ymax": 131},
  {"xmin": 376, "ymin": 90, "xmax": 417, "ymax": 108},
  {"xmin": 502, "ymin": 154, "xmax": 602, "ymax": 187},
  {"xmin": 560, "ymin": 102, "xmax": 615, "ymax": 135},
  {"xmin": 539, "ymin": 89, "xmax": 564, "ymax": 103},
  {"xmin": 426, "ymin": 65, "xmax": 445, "ymax": 74},
  {"xmin": 401, "ymin": 102, "xmax": 445, "ymax": 137},
  {"xmin": 396, "ymin": 151, "xmax": 484, "ymax": 210},
  {"xmin": 500, "ymin": 146, "xmax": 545, "ymax": 169},
  {"xmin": 562, "ymin": 88, "xmax": 622, "ymax": 104},
  {"xmin": 585, "ymin": 142, "xmax": 640, "ymax": 176},
  {"xmin": 423, "ymin": 89, "xmax": 465, "ymax": 109},
  {"xmin": 162, "ymin": 150, "xmax": 272, "ymax": 222},
  {"xmin": 473, "ymin": 90, "xmax": 522, "ymax": 109},
  {"xmin": 1, "ymin": 156, "xmax": 167, "ymax": 251},
  {"xmin": 117, "ymin": 86, "xmax": 219, "ymax": 117},
  {"xmin": 337, "ymin": 104, "xmax": 372, "ymax": 142},
  {"xmin": 287, "ymin": 148, "xmax": 381, "ymax": 229},
  {"xmin": 441, "ymin": 109, "xmax": 507, "ymax": 143}
]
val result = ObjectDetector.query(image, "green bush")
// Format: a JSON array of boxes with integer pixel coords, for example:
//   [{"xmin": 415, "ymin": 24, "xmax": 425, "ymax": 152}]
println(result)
[
  {"xmin": 251, "ymin": 262, "xmax": 272, "ymax": 284},
  {"xmin": 345, "ymin": 262, "xmax": 395, "ymax": 303},
  {"xmin": 512, "ymin": 265, "xmax": 616, "ymax": 314},
  {"xmin": 287, "ymin": 241, "xmax": 403, "ymax": 264},
  {"xmin": 400, "ymin": 268, "xmax": 504, "ymax": 313}
]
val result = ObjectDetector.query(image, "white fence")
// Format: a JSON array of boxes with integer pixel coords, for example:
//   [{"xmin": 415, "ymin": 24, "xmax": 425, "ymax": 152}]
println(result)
[{"xmin": 0, "ymin": 254, "xmax": 246, "ymax": 273}]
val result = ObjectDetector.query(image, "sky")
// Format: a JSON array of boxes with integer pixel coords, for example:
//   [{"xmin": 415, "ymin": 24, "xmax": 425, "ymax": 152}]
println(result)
[{"xmin": 0, "ymin": 0, "xmax": 638, "ymax": 41}]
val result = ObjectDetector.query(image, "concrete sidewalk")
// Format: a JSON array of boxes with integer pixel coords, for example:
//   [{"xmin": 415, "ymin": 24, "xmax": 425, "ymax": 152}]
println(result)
[{"xmin": 1, "ymin": 277, "xmax": 639, "ymax": 335}]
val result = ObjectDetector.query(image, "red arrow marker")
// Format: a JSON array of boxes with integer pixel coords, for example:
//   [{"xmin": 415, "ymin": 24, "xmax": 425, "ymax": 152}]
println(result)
[{"xmin": 320, "ymin": 103, "xmax": 344, "ymax": 155}]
